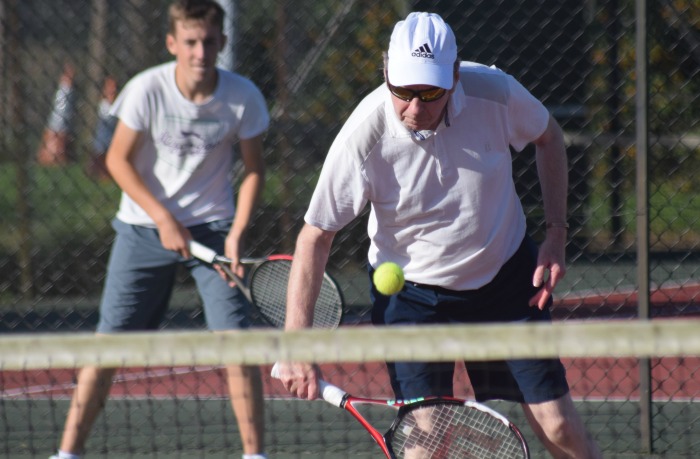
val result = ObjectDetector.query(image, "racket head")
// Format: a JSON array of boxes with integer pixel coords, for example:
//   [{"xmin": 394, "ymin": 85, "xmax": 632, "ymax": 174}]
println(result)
[
  {"xmin": 386, "ymin": 398, "xmax": 529, "ymax": 459},
  {"xmin": 314, "ymin": 271, "xmax": 345, "ymax": 328},
  {"xmin": 248, "ymin": 258, "xmax": 344, "ymax": 329}
]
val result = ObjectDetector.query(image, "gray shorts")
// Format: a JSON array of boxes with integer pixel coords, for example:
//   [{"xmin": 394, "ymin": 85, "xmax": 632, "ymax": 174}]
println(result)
[{"xmin": 96, "ymin": 218, "xmax": 251, "ymax": 332}]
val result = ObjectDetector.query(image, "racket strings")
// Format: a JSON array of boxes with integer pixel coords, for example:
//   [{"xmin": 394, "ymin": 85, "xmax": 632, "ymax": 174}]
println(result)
[
  {"xmin": 314, "ymin": 273, "xmax": 344, "ymax": 327},
  {"xmin": 249, "ymin": 261, "xmax": 343, "ymax": 329},
  {"xmin": 249, "ymin": 260, "xmax": 291, "ymax": 327},
  {"xmin": 391, "ymin": 404, "xmax": 525, "ymax": 458}
]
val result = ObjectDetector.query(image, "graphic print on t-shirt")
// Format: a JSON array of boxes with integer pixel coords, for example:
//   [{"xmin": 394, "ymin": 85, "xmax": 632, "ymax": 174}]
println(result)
[{"xmin": 158, "ymin": 115, "xmax": 226, "ymax": 173}]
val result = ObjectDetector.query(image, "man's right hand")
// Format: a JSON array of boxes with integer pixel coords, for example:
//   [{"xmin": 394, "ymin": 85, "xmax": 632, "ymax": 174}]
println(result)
[
  {"xmin": 155, "ymin": 214, "xmax": 192, "ymax": 259},
  {"xmin": 276, "ymin": 361, "xmax": 323, "ymax": 400}
]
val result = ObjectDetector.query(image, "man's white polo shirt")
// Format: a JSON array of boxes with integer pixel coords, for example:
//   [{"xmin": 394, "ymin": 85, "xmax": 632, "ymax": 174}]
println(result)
[{"xmin": 305, "ymin": 62, "xmax": 550, "ymax": 290}]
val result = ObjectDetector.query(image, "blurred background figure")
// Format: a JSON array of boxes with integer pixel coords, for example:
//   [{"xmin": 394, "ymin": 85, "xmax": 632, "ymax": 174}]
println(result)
[
  {"xmin": 37, "ymin": 62, "xmax": 76, "ymax": 166},
  {"xmin": 86, "ymin": 76, "xmax": 119, "ymax": 181}
]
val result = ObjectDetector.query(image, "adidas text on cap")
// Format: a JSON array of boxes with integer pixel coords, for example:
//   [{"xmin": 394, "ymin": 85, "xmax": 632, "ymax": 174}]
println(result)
[{"xmin": 387, "ymin": 12, "xmax": 457, "ymax": 90}]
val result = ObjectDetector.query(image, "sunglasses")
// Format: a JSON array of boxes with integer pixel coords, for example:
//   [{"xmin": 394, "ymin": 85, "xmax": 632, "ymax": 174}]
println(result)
[{"xmin": 386, "ymin": 81, "xmax": 447, "ymax": 103}]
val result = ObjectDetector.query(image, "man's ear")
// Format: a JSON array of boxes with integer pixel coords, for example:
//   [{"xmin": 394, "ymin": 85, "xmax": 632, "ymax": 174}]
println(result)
[
  {"xmin": 166, "ymin": 33, "xmax": 177, "ymax": 56},
  {"xmin": 451, "ymin": 60, "xmax": 460, "ymax": 90},
  {"xmin": 449, "ymin": 71, "xmax": 460, "ymax": 92}
]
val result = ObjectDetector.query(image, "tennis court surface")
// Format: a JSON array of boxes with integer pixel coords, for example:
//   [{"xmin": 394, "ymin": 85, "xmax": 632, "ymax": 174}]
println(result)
[{"xmin": 2, "ymin": 314, "xmax": 699, "ymax": 458}]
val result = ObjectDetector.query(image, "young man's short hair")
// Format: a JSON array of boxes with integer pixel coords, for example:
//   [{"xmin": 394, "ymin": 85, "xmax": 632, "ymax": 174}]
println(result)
[{"xmin": 168, "ymin": 0, "xmax": 225, "ymax": 35}]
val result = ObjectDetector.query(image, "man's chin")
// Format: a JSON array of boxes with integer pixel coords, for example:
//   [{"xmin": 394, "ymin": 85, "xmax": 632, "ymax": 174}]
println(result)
[
  {"xmin": 403, "ymin": 121, "xmax": 425, "ymax": 131},
  {"xmin": 190, "ymin": 65, "xmax": 215, "ymax": 78}
]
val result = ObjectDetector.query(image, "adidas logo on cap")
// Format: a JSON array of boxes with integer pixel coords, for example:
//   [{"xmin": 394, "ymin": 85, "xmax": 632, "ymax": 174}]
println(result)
[{"xmin": 411, "ymin": 43, "xmax": 434, "ymax": 59}]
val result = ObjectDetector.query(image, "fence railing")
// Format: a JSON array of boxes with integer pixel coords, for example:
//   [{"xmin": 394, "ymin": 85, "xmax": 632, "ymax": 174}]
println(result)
[{"xmin": 1, "ymin": 0, "xmax": 698, "ymax": 456}]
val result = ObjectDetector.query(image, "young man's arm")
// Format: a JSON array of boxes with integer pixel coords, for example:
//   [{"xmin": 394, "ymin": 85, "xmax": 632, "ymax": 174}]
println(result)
[
  {"xmin": 225, "ymin": 134, "xmax": 266, "ymax": 266},
  {"xmin": 105, "ymin": 120, "xmax": 191, "ymax": 256},
  {"xmin": 530, "ymin": 114, "xmax": 568, "ymax": 309}
]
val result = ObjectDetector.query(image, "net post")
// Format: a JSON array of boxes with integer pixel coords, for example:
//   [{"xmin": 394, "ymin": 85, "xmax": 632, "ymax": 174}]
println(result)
[{"xmin": 635, "ymin": 0, "xmax": 651, "ymax": 453}]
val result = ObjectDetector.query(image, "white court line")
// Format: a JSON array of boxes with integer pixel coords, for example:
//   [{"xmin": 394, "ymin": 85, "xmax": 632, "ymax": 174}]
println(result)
[{"xmin": 1, "ymin": 366, "xmax": 221, "ymax": 398}]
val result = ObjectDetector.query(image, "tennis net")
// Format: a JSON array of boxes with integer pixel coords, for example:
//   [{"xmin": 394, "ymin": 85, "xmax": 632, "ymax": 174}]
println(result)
[{"xmin": 2, "ymin": 319, "xmax": 699, "ymax": 458}]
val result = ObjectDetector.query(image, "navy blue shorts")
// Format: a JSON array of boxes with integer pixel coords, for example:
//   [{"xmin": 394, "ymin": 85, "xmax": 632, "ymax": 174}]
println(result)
[
  {"xmin": 370, "ymin": 236, "xmax": 570, "ymax": 404},
  {"xmin": 96, "ymin": 218, "xmax": 251, "ymax": 333}
]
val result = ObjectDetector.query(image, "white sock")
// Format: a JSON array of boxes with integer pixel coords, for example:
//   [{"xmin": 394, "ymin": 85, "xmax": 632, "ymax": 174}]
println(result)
[
  {"xmin": 242, "ymin": 455, "xmax": 267, "ymax": 459},
  {"xmin": 57, "ymin": 451, "xmax": 81, "ymax": 459}
]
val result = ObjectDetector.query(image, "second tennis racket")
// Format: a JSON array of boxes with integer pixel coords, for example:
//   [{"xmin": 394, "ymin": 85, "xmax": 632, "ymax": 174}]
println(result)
[{"xmin": 188, "ymin": 240, "xmax": 344, "ymax": 329}]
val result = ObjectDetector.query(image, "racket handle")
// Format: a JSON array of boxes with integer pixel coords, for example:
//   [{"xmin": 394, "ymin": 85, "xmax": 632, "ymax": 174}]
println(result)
[
  {"xmin": 270, "ymin": 363, "xmax": 347, "ymax": 408},
  {"xmin": 318, "ymin": 380, "xmax": 346, "ymax": 408},
  {"xmin": 270, "ymin": 362, "xmax": 282, "ymax": 379},
  {"xmin": 188, "ymin": 240, "xmax": 218, "ymax": 263}
]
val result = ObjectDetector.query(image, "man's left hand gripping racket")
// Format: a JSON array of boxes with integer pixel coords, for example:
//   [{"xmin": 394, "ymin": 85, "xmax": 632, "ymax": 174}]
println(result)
[
  {"xmin": 188, "ymin": 240, "xmax": 344, "ymax": 329},
  {"xmin": 272, "ymin": 363, "xmax": 529, "ymax": 458}
]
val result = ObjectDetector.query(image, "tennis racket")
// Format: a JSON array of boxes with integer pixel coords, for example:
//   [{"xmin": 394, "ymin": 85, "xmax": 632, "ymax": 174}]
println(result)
[
  {"xmin": 188, "ymin": 240, "xmax": 344, "ymax": 329},
  {"xmin": 271, "ymin": 363, "xmax": 529, "ymax": 458}
]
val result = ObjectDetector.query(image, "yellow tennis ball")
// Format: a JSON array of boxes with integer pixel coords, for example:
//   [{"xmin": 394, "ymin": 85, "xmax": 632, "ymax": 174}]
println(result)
[{"xmin": 373, "ymin": 262, "xmax": 405, "ymax": 296}]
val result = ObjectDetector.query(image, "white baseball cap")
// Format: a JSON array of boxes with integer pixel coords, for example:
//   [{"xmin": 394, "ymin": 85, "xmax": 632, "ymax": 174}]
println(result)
[{"xmin": 387, "ymin": 12, "xmax": 457, "ymax": 90}]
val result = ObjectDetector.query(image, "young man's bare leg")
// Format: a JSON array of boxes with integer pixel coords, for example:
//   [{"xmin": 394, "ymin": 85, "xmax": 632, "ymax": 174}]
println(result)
[
  {"xmin": 58, "ymin": 366, "xmax": 117, "ymax": 454},
  {"xmin": 226, "ymin": 364, "xmax": 265, "ymax": 455},
  {"xmin": 522, "ymin": 394, "xmax": 602, "ymax": 459}
]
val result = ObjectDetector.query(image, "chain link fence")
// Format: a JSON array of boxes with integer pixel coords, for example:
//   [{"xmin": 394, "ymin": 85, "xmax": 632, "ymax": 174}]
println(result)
[{"xmin": 1, "ymin": 0, "xmax": 698, "ymax": 456}]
